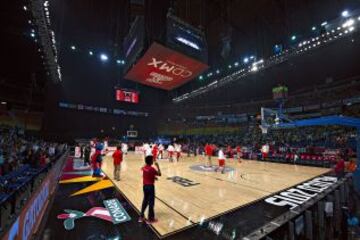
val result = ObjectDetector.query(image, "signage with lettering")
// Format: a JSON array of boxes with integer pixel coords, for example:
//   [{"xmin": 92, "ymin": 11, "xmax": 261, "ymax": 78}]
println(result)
[
  {"xmin": 167, "ymin": 176, "xmax": 200, "ymax": 187},
  {"xmin": 264, "ymin": 176, "xmax": 337, "ymax": 209},
  {"xmin": 124, "ymin": 42, "xmax": 208, "ymax": 90},
  {"xmin": 103, "ymin": 199, "xmax": 131, "ymax": 224}
]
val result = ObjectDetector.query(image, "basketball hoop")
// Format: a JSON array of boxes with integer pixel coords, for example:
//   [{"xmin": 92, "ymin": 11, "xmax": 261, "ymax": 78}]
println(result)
[{"xmin": 259, "ymin": 124, "xmax": 269, "ymax": 134}]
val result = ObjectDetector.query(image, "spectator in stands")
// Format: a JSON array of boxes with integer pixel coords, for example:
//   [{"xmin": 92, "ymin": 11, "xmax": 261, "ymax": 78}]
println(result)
[
  {"xmin": 0, "ymin": 149, "xmax": 4, "ymax": 176},
  {"xmin": 334, "ymin": 157, "xmax": 345, "ymax": 178},
  {"xmin": 84, "ymin": 145, "xmax": 91, "ymax": 166}
]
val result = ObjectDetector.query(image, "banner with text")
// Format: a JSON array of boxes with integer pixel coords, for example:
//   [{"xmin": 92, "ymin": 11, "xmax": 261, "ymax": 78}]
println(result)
[{"xmin": 124, "ymin": 42, "xmax": 208, "ymax": 90}]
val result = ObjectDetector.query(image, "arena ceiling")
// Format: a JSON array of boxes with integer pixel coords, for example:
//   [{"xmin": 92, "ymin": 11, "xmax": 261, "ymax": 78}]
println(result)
[{"xmin": 1, "ymin": 0, "xmax": 360, "ymax": 111}]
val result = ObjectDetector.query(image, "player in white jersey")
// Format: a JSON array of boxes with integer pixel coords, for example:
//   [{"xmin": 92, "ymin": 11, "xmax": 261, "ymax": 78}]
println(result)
[
  {"xmin": 216, "ymin": 147, "xmax": 226, "ymax": 174},
  {"xmin": 143, "ymin": 143, "xmax": 152, "ymax": 157},
  {"xmin": 175, "ymin": 143, "xmax": 182, "ymax": 162},
  {"xmin": 167, "ymin": 144, "xmax": 175, "ymax": 162},
  {"xmin": 158, "ymin": 144, "xmax": 164, "ymax": 159},
  {"xmin": 121, "ymin": 142, "xmax": 128, "ymax": 155}
]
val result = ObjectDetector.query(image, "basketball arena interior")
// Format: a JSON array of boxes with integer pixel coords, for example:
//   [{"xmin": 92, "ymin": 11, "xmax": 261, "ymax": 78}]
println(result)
[{"xmin": 2, "ymin": 0, "xmax": 360, "ymax": 239}]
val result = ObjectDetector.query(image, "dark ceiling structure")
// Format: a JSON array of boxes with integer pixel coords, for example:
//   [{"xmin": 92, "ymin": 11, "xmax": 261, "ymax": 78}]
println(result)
[{"xmin": 2, "ymin": 0, "xmax": 360, "ymax": 113}]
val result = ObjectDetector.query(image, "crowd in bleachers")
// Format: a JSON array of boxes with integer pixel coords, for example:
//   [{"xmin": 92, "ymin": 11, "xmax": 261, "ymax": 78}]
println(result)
[
  {"xmin": 0, "ymin": 126, "xmax": 66, "ymax": 232},
  {"xmin": 171, "ymin": 124, "xmax": 356, "ymax": 168},
  {"xmin": 0, "ymin": 127, "xmax": 62, "ymax": 176}
]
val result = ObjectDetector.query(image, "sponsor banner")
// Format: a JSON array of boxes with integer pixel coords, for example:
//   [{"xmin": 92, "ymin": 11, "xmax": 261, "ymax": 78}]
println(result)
[
  {"xmin": 115, "ymin": 89, "xmax": 139, "ymax": 104},
  {"xmin": 124, "ymin": 42, "xmax": 208, "ymax": 90},
  {"xmin": 57, "ymin": 198, "xmax": 130, "ymax": 230},
  {"xmin": 264, "ymin": 176, "xmax": 337, "ymax": 209},
  {"xmin": 59, "ymin": 102, "xmax": 148, "ymax": 117},
  {"xmin": 103, "ymin": 199, "xmax": 131, "ymax": 224},
  {"xmin": 3, "ymin": 153, "xmax": 68, "ymax": 240}
]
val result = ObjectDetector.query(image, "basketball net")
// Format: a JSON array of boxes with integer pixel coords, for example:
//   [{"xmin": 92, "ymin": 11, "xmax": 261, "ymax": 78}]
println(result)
[{"xmin": 259, "ymin": 124, "xmax": 269, "ymax": 134}]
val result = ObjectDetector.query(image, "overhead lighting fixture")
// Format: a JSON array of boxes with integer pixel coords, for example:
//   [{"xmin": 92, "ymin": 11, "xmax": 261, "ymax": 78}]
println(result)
[
  {"xmin": 89, "ymin": 51, "xmax": 93, "ymax": 56},
  {"xmin": 291, "ymin": 35, "xmax": 296, "ymax": 41},
  {"xmin": 312, "ymin": 26, "xmax": 316, "ymax": 31},
  {"xmin": 342, "ymin": 10, "xmax": 349, "ymax": 18},
  {"xmin": 243, "ymin": 57, "xmax": 249, "ymax": 63},
  {"xmin": 234, "ymin": 62, "xmax": 239, "ymax": 67},
  {"xmin": 342, "ymin": 18, "xmax": 355, "ymax": 28},
  {"xmin": 30, "ymin": 33, "xmax": 35, "ymax": 38},
  {"xmin": 1, "ymin": 101, "xmax": 7, "ymax": 105},
  {"xmin": 100, "ymin": 54, "xmax": 109, "ymax": 61},
  {"xmin": 23, "ymin": 6, "xmax": 27, "ymax": 11},
  {"xmin": 116, "ymin": 59, "xmax": 121, "ymax": 64},
  {"xmin": 321, "ymin": 21, "xmax": 328, "ymax": 26},
  {"xmin": 199, "ymin": 75, "xmax": 203, "ymax": 80},
  {"xmin": 175, "ymin": 36, "xmax": 200, "ymax": 50},
  {"xmin": 70, "ymin": 45, "xmax": 76, "ymax": 50},
  {"xmin": 216, "ymin": 69, "xmax": 220, "ymax": 74}
]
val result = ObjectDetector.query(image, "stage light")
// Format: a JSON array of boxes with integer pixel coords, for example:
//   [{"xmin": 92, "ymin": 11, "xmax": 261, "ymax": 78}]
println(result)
[
  {"xmin": 100, "ymin": 54, "xmax": 108, "ymax": 61},
  {"xmin": 349, "ymin": 26, "xmax": 355, "ymax": 32},
  {"xmin": 342, "ymin": 10, "xmax": 349, "ymax": 18},
  {"xmin": 23, "ymin": 6, "xmax": 27, "ymax": 11},
  {"xmin": 321, "ymin": 21, "xmax": 328, "ymax": 26},
  {"xmin": 243, "ymin": 57, "xmax": 249, "ymax": 63},
  {"xmin": 251, "ymin": 65, "xmax": 258, "ymax": 72},
  {"xmin": 116, "ymin": 59, "xmax": 121, "ymax": 64},
  {"xmin": 70, "ymin": 45, "xmax": 76, "ymax": 50},
  {"xmin": 312, "ymin": 26, "xmax": 316, "ymax": 31},
  {"xmin": 234, "ymin": 62, "xmax": 239, "ymax": 67},
  {"xmin": 228, "ymin": 65, "xmax": 232, "ymax": 69},
  {"xmin": 199, "ymin": 75, "xmax": 203, "ymax": 80},
  {"xmin": 291, "ymin": 35, "xmax": 296, "ymax": 41},
  {"xmin": 89, "ymin": 51, "xmax": 93, "ymax": 56},
  {"xmin": 1, "ymin": 101, "xmax": 7, "ymax": 105},
  {"xmin": 30, "ymin": 33, "xmax": 35, "ymax": 38},
  {"xmin": 175, "ymin": 36, "xmax": 200, "ymax": 50},
  {"xmin": 342, "ymin": 18, "xmax": 355, "ymax": 28},
  {"xmin": 44, "ymin": 1, "xmax": 49, "ymax": 7},
  {"xmin": 250, "ymin": 55, "xmax": 255, "ymax": 60}
]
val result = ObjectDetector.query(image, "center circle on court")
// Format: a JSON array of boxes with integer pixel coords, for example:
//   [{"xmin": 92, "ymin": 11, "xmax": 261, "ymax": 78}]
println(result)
[{"xmin": 190, "ymin": 164, "xmax": 235, "ymax": 173}]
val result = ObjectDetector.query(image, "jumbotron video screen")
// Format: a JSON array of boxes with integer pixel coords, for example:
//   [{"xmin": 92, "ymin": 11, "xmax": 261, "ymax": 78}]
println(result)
[{"xmin": 124, "ymin": 42, "xmax": 208, "ymax": 90}]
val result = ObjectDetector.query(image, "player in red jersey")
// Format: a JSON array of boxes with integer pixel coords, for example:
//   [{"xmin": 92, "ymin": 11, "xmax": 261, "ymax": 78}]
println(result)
[
  {"xmin": 112, "ymin": 146, "xmax": 123, "ymax": 181},
  {"xmin": 152, "ymin": 144, "xmax": 158, "ymax": 161},
  {"xmin": 205, "ymin": 143, "xmax": 213, "ymax": 167},
  {"xmin": 236, "ymin": 145, "xmax": 242, "ymax": 163},
  {"xmin": 139, "ymin": 155, "xmax": 161, "ymax": 224}
]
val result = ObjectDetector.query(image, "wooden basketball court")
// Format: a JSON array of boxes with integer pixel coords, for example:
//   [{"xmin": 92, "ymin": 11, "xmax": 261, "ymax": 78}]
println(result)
[{"xmin": 101, "ymin": 153, "xmax": 329, "ymax": 238}]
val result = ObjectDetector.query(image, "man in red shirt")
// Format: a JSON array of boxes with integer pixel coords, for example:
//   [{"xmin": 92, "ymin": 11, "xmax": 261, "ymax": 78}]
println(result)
[
  {"xmin": 152, "ymin": 144, "xmax": 158, "ymax": 161},
  {"xmin": 334, "ymin": 157, "xmax": 345, "ymax": 178},
  {"xmin": 112, "ymin": 146, "xmax": 123, "ymax": 181},
  {"xmin": 139, "ymin": 155, "xmax": 161, "ymax": 224},
  {"xmin": 205, "ymin": 143, "xmax": 213, "ymax": 167}
]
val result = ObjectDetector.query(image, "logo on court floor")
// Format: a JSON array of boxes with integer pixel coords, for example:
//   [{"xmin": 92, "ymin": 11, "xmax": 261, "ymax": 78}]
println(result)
[
  {"xmin": 57, "ymin": 198, "xmax": 131, "ymax": 230},
  {"xmin": 166, "ymin": 176, "xmax": 200, "ymax": 187},
  {"xmin": 190, "ymin": 164, "xmax": 235, "ymax": 173},
  {"xmin": 264, "ymin": 176, "xmax": 338, "ymax": 209}
]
